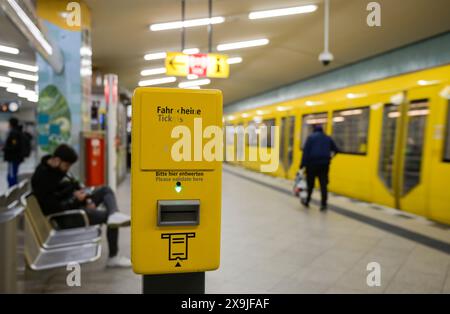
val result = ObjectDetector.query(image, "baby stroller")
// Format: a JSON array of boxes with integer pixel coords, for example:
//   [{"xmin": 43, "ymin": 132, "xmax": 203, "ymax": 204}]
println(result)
[{"xmin": 293, "ymin": 169, "xmax": 308, "ymax": 204}]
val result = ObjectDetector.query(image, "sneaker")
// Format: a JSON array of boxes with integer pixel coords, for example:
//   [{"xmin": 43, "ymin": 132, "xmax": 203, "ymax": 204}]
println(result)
[
  {"xmin": 106, "ymin": 256, "xmax": 132, "ymax": 268},
  {"xmin": 320, "ymin": 205, "xmax": 328, "ymax": 211},
  {"xmin": 107, "ymin": 212, "xmax": 131, "ymax": 227},
  {"xmin": 301, "ymin": 199, "xmax": 309, "ymax": 208}
]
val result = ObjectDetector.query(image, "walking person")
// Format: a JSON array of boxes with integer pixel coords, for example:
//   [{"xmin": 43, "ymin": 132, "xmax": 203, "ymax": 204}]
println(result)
[
  {"xmin": 3, "ymin": 118, "xmax": 24, "ymax": 187},
  {"xmin": 300, "ymin": 125, "xmax": 339, "ymax": 211}
]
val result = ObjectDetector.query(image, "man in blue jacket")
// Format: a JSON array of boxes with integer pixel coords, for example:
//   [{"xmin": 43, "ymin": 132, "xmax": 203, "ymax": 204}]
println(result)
[{"xmin": 300, "ymin": 125, "xmax": 339, "ymax": 211}]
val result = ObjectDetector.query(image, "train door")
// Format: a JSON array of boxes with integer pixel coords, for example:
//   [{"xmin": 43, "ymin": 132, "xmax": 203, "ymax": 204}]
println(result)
[
  {"xmin": 279, "ymin": 116, "xmax": 295, "ymax": 178},
  {"xmin": 378, "ymin": 87, "xmax": 436, "ymax": 216}
]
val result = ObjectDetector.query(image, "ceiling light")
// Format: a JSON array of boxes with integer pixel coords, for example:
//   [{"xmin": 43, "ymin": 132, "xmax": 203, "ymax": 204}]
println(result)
[
  {"xmin": 227, "ymin": 115, "xmax": 235, "ymax": 121},
  {"xmin": 440, "ymin": 86, "xmax": 450, "ymax": 99},
  {"xmin": 346, "ymin": 93, "xmax": 367, "ymax": 99},
  {"xmin": 7, "ymin": 71, "xmax": 38, "ymax": 82},
  {"xmin": 81, "ymin": 59, "xmax": 92, "ymax": 67},
  {"xmin": 144, "ymin": 52, "xmax": 167, "ymax": 61},
  {"xmin": 187, "ymin": 74, "xmax": 199, "ymax": 80},
  {"xmin": 150, "ymin": 16, "xmax": 225, "ymax": 31},
  {"xmin": 8, "ymin": 101, "xmax": 19, "ymax": 112},
  {"xmin": 183, "ymin": 48, "xmax": 200, "ymax": 55},
  {"xmin": 256, "ymin": 110, "xmax": 265, "ymax": 115},
  {"xmin": 138, "ymin": 76, "xmax": 176, "ymax": 87},
  {"xmin": 18, "ymin": 89, "xmax": 36, "ymax": 98},
  {"xmin": 0, "ymin": 75, "xmax": 13, "ymax": 83},
  {"xmin": 227, "ymin": 57, "xmax": 242, "ymax": 65},
  {"xmin": 417, "ymin": 79, "xmax": 440, "ymax": 86},
  {"xmin": 0, "ymin": 59, "xmax": 38, "ymax": 72},
  {"xmin": 0, "ymin": 82, "xmax": 25, "ymax": 90},
  {"xmin": 249, "ymin": 4, "xmax": 318, "ymax": 20},
  {"xmin": 217, "ymin": 39, "xmax": 269, "ymax": 51},
  {"xmin": 80, "ymin": 67, "xmax": 92, "ymax": 76},
  {"xmin": 277, "ymin": 106, "xmax": 291, "ymax": 111},
  {"xmin": 305, "ymin": 100, "xmax": 323, "ymax": 106},
  {"xmin": 241, "ymin": 113, "xmax": 249, "ymax": 118},
  {"xmin": 27, "ymin": 94, "xmax": 38, "ymax": 102},
  {"xmin": 253, "ymin": 116, "xmax": 263, "ymax": 123},
  {"xmin": 178, "ymin": 79, "xmax": 210, "ymax": 89},
  {"xmin": 7, "ymin": 0, "xmax": 53, "ymax": 55},
  {"xmin": 5, "ymin": 82, "xmax": 26, "ymax": 93},
  {"xmin": 0, "ymin": 44, "xmax": 19, "ymax": 55},
  {"xmin": 390, "ymin": 93, "xmax": 405, "ymax": 105},
  {"xmin": 80, "ymin": 46, "xmax": 92, "ymax": 57},
  {"xmin": 140, "ymin": 67, "xmax": 166, "ymax": 76}
]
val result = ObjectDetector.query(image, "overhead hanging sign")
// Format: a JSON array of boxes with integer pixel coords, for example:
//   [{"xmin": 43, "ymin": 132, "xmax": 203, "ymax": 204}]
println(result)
[{"xmin": 165, "ymin": 52, "xmax": 229, "ymax": 79}]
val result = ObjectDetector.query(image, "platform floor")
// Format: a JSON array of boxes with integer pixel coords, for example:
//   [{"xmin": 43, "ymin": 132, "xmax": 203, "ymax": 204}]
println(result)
[{"xmin": 19, "ymin": 164, "xmax": 450, "ymax": 294}]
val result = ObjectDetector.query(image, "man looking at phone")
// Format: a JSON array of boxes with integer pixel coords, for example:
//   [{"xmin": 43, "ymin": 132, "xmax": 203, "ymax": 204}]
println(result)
[{"xmin": 31, "ymin": 144, "xmax": 131, "ymax": 268}]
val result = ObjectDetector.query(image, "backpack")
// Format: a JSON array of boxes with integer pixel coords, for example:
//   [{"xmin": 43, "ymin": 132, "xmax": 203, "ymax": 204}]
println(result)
[{"xmin": 20, "ymin": 131, "xmax": 32, "ymax": 159}]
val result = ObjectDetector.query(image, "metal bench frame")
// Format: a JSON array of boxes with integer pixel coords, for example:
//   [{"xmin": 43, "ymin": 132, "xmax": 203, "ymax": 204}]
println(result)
[{"xmin": 24, "ymin": 194, "xmax": 102, "ymax": 271}]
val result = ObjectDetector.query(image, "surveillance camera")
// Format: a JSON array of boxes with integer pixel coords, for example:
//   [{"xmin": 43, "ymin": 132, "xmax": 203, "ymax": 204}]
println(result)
[{"xmin": 319, "ymin": 51, "xmax": 334, "ymax": 66}]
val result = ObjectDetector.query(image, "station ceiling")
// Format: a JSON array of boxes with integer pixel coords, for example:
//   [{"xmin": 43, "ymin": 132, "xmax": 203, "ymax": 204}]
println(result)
[
  {"xmin": 86, "ymin": 0, "xmax": 450, "ymax": 105},
  {"xmin": 1, "ymin": 0, "xmax": 450, "ymax": 110},
  {"xmin": 0, "ymin": 12, "xmax": 36, "ymax": 109}
]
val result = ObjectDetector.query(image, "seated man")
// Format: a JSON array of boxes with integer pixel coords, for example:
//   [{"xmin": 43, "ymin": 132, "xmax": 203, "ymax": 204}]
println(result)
[{"xmin": 31, "ymin": 144, "xmax": 131, "ymax": 268}]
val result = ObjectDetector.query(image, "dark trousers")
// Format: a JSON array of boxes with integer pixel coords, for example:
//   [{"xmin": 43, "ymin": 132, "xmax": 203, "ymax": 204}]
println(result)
[
  {"xmin": 305, "ymin": 164, "xmax": 330, "ymax": 207},
  {"xmin": 84, "ymin": 186, "xmax": 119, "ymax": 257},
  {"xmin": 7, "ymin": 161, "xmax": 20, "ymax": 187}
]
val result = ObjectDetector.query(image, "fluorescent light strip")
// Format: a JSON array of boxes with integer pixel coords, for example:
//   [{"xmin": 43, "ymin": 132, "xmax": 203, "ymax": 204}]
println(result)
[
  {"xmin": 7, "ymin": 71, "xmax": 38, "ymax": 82},
  {"xmin": 0, "ymin": 75, "xmax": 13, "ymax": 83},
  {"xmin": 27, "ymin": 95, "xmax": 38, "ymax": 102},
  {"xmin": 347, "ymin": 93, "xmax": 367, "ymax": 99},
  {"xmin": 139, "ymin": 76, "xmax": 176, "ymax": 87},
  {"xmin": 18, "ymin": 89, "xmax": 37, "ymax": 98},
  {"xmin": 140, "ymin": 67, "xmax": 166, "ymax": 76},
  {"xmin": 0, "ymin": 59, "xmax": 38, "ymax": 72},
  {"xmin": 227, "ymin": 57, "xmax": 242, "ymax": 65},
  {"xmin": 418, "ymin": 80, "xmax": 440, "ymax": 86},
  {"xmin": 0, "ymin": 44, "xmax": 19, "ymax": 55},
  {"xmin": 187, "ymin": 74, "xmax": 199, "ymax": 80},
  {"xmin": 144, "ymin": 52, "xmax": 167, "ymax": 61},
  {"xmin": 183, "ymin": 48, "xmax": 200, "ymax": 55},
  {"xmin": 7, "ymin": 0, "xmax": 53, "ymax": 55},
  {"xmin": 150, "ymin": 16, "xmax": 225, "ymax": 31},
  {"xmin": 217, "ymin": 39, "xmax": 269, "ymax": 51},
  {"xmin": 80, "ymin": 46, "xmax": 92, "ymax": 57},
  {"xmin": 305, "ymin": 100, "xmax": 323, "ymax": 106},
  {"xmin": 249, "ymin": 4, "xmax": 318, "ymax": 20},
  {"xmin": 5, "ymin": 82, "xmax": 26, "ymax": 93},
  {"xmin": 178, "ymin": 79, "xmax": 210, "ymax": 88}
]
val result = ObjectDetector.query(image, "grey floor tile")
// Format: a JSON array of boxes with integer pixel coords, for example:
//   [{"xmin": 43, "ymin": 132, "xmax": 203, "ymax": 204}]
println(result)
[{"xmin": 18, "ymin": 169, "xmax": 449, "ymax": 294}]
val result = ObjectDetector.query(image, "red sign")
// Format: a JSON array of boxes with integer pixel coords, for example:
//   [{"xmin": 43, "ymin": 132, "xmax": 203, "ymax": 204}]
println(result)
[{"xmin": 188, "ymin": 54, "xmax": 208, "ymax": 77}]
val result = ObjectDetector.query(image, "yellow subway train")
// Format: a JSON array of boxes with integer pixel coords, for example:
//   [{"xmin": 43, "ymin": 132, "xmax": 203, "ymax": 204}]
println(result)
[{"xmin": 224, "ymin": 64, "xmax": 450, "ymax": 225}]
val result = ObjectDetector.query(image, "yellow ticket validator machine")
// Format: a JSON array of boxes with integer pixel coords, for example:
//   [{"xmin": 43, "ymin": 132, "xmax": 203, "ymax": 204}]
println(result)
[{"xmin": 131, "ymin": 87, "xmax": 222, "ymax": 293}]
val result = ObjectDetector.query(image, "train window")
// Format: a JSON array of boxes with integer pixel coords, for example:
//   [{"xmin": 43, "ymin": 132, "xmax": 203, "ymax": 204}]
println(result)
[
  {"xmin": 260, "ymin": 119, "xmax": 276, "ymax": 148},
  {"xmin": 235, "ymin": 124, "xmax": 245, "ymax": 161},
  {"xmin": 444, "ymin": 101, "xmax": 450, "ymax": 162},
  {"xmin": 225, "ymin": 124, "xmax": 235, "ymax": 145},
  {"xmin": 287, "ymin": 116, "xmax": 295, "ymax": 166},
  {"xmin": 301, "ymin": 112, "xmax": 328, "ymax": 149},
  {"xmin": 247, "ymin": 121, "xmax": 258, "ymax": 146},
  {"xmin": 332, "ymin": 107, "xmax": 370, "ymax": 155},
  {"xmin": 280, "ymin": 116, "xmax": 296, "ymax": 171},
  {"xmin": 379, "ymin": 104, "xmax": 398, "ymax": 190},
  {"xmin": 403, "ymin": 100, "xmax": 429, "ymax": 194}
]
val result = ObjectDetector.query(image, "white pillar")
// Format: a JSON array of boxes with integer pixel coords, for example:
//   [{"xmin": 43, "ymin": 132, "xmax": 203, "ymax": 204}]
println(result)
[{"xmin": 104, "ymin": 74, "xmax": 118, "ymax": 192}]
